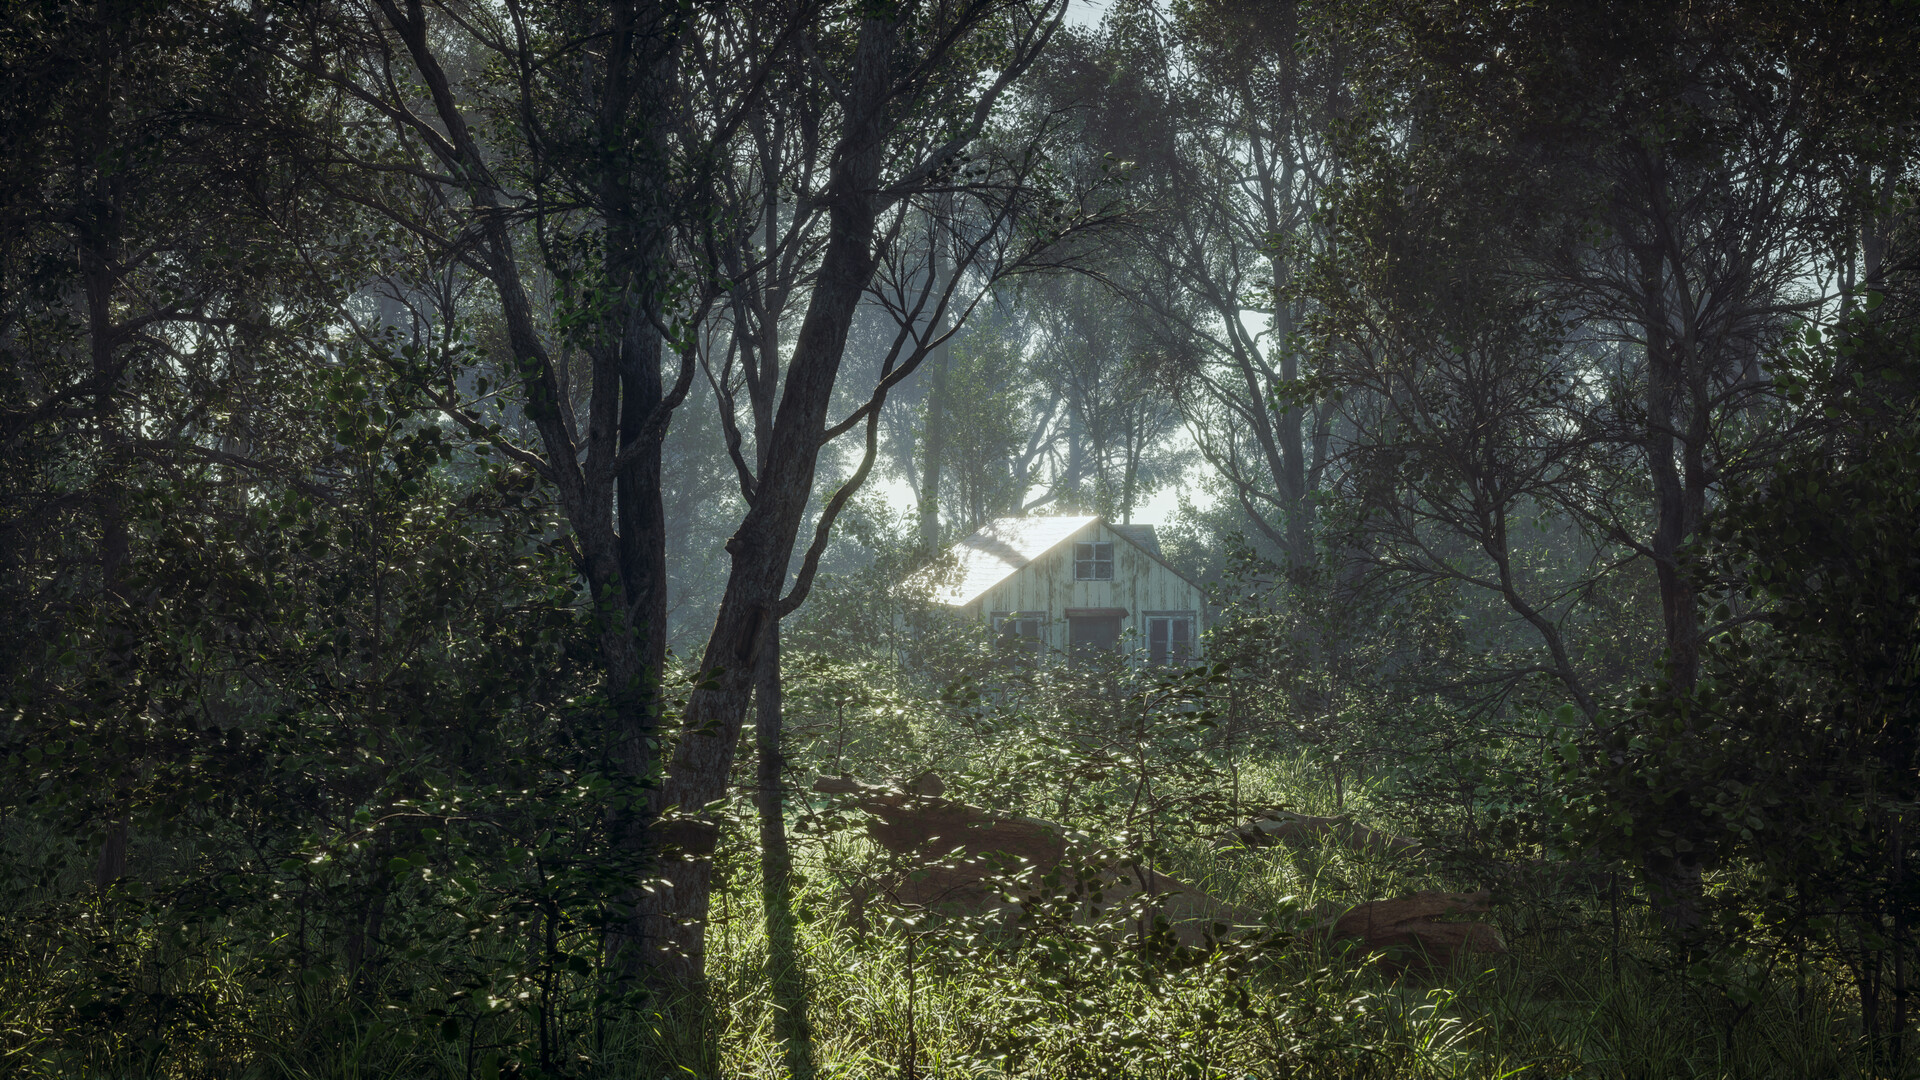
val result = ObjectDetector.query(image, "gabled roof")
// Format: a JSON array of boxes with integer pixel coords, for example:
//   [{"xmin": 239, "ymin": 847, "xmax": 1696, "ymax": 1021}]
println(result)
[
  {"xmin": 910, "ymin": 514, "xmax": 1196, "ymax": 607},
  {"xmin": 1109, "ymin": 523, "xmax": 1163, "ymax": 559},
  {"xmin": 919, "ymin": 514, "xmax": 1099, "ymax": 607}
]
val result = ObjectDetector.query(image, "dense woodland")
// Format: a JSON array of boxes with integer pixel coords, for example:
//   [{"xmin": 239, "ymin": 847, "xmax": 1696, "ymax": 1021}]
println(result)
[{"xmin": 4, "ymin": 0, "xmax": 1920, "ymax": 1075}]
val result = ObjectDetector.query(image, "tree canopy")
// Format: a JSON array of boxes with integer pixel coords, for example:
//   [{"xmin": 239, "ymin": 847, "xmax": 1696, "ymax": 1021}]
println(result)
[{"xmin": 3, "ymin": 0, "xmax": 1918, "ymax": 1074}]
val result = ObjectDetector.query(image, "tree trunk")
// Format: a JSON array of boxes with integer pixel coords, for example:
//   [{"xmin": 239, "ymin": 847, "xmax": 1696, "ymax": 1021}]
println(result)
[
  {"xmin": 615, "ymin": 312, "xmax": 669, "ymax": 753},
  {"xmin": 1890, "ymin": 811, "xmax": 1909, "ymax": 1069},
  {"xmin": 1261, "ymin": 202, "xmax": 1310, "ymax": 566},
  {"xmin": 1489, "ymin": 505, "xmax": 1596, "ymax": 718},
  {"xmin": 1634, "ymin": 226, "xmax": 1700, "ymax": 693},
  {"xmin": 918, "ymin": 217, "xmax": 950, "ymax": 555},
  {"xmin": 918, "ymin": 332, "xmax": 948, "ymax": 554},
  {"xmin": 82, "ymin": 110, "xmax": 133, "ymax": 891},
  {"xmin": 755, "ymin": 621, "xmax": 814, "ymax": 1076},
  {"xmin": 642, "ymin": 18, "xmax": 896, "ymax": 985},
  {"xmin": 93, "ymin": 820, "xmax": 128, "ymax": 892},
  {"xmin": 597, "ymin": 4, "xmax": 680, "ymax": 973},
  {"xmin": 1635, "ymin": 230, "xmax": 1703, "ymax": 935},
  {"xmin": 605, "ymin": 309, "xmax": 672, "ymax": 978}
]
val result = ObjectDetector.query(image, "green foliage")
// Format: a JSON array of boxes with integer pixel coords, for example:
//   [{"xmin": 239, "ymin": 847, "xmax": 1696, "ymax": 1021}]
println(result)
[
  {"xmin": 920, "ymin": 314, "xmax": 1044, "ymax": 529},
  {"xmin": 673, "ymin": 654, "xmax": 1881, "ymax": 1078},
  {"xmin": 0, "ymin": 343, "xmax": 663, "ymax": 1077},
  {"xmin": 1563, "ymin": 307, "xmax": 1920, "ymax": 1056},
  {"xmin": 3, "ymin": 0, "xmax": 1917, "ymax": 1073}
]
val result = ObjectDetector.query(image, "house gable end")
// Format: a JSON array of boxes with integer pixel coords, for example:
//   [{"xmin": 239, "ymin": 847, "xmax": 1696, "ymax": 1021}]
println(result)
[{"xmin": 1092, "ymin": 521, "xmax": 1205, "ymax": 594}]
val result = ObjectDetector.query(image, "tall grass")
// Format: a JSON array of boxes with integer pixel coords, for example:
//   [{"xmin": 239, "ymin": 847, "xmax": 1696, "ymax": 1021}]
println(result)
[{"xmin": 0, "ymin": 753, "xmax": 1897, "ymax": 1079}]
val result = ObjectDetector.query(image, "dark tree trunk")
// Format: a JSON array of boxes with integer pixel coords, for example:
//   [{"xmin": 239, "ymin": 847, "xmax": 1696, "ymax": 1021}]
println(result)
[
  {"xmin": 918, "ymin": 218, "xmax": 950, "ymax": 555},
  {"xmin": 1633, "ymin": 200, "xmax": 1703, "ymax": 936},
  {"xmin": 918, "ymin": 341, "xmax": 948, "ymax": 554},
  {"xmin": 755, "ymin": 621, "xmax": 814, "ymax": 1075},
  {"xmin": 606, "ymin": 306, "xmax": 672, "ymax": 978},
  {"xmin": 93, "ymin": 820, "xmax": 128, "ymax": 892},
  {"xmin": 81, "ymin": 93, "xmax": 133, "ymax": 890},
  {"xmin": 370, "ymin": 0, "xmax": 686, "ymax": 976},
  {"xmin": 615, "ymin": 315, "xmax": 669, "ymax": 757},
  {"xmin": 642, "ymin": 17, "xmax": 896, "ymax": 984},
  {"xmin": 1892, "ymin": 813, "xmax": 1909, "ymax": 1069},
  {"xmin": 590, "ymin": 0, "xmax": 680, "ymax": 978}
]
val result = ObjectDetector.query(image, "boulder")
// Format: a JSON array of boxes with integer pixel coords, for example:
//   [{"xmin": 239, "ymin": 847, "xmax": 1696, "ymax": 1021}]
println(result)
[
  {"xmin": 1325, "ymin": 890, "xmax": 1506, "ymax": 971},
  {"xmin": 816, "ymin": 777, "xmax": 1503, "ymax": 967},
  {"xmin": 814, "ymin": 774, "xmax": 1246, "ymax": 946}
]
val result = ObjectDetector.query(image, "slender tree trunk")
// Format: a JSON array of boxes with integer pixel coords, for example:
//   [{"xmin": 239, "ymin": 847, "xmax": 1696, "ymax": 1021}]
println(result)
[
  {"xmin": 1635, "ymin": 232, "xmax": 1703, "ymax": 936},
  {"xmin": 756, "ymin": 621, "xmax": 814, "ymax": 1076},
  {"xmin": 918, "ymin": 339, "xmax": 948, "ymax": 554},
  {"xmin": 1489, "ymin": 506, "xmax": 1596, "ymax": 718},
  {"xmin": 643, "ymin": 18, "xmax": 896, "ymax": 985},
  {"xmin": 598, "ymin": 0, "xmax": 681, "ymax": 978},
  {"xmin": 614, "ymin": 312, "xmax": 670, "ymax": 736},
  {"xmin": 607, "ymin": 308, "xmax": 672, "ymax": 978},
  {"xmin": 367, "ymin": 0, "xmax": 690, "ymax": 985},
  {"xmin": 1865, "ymin": 947, "xmax": 1885, "ymax": 1061},
  {"xmin": 93, "ymin": 821, "xmax": 128, "ymax": 891},
  {"xmin": 91, "ymin": 476, "xmax": 132, "ymax": 889},
  {"xmin": 1262, "ymin": 278, "xmax": 1310, "ymax": 564},
  {"xmin": 1636, "ymin": 244, "xmax": 1700, "ymax": 692},
  {"xmin": 1892, "ymin": 812, "xmax": 1909, "ymax": 1069},
  {"xmin": 81, "ymin": 86, "xmax": 133, "ymax": 890},
  {"xmin": 1245, "ymin": 51, "xmax": 1312, "ymax": 567},
  {"xmin": 918, "ymin": 216, "xmax": 950, "ymax": 554}
]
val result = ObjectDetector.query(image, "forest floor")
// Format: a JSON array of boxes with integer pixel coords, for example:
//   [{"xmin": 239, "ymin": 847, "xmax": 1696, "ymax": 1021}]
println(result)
[
  {"xmin": 0, "ymin": 755, "xmax": 1888, "ymax": 1079},
  {"xmin": 622, "ymin": 756, "xmax": 1878, "ymax": 1080}
]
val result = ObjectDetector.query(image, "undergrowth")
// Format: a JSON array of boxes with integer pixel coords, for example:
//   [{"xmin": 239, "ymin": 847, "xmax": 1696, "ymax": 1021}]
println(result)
[{"xmin": 0, "ymin": 746, "xmax": 1889, "ymax": 1079}]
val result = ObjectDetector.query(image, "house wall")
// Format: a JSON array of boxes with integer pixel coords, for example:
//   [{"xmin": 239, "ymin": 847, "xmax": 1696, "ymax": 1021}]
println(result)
[{"xmin": 962, "ymin": 521, "xmax": 1204, "ymax": 656}]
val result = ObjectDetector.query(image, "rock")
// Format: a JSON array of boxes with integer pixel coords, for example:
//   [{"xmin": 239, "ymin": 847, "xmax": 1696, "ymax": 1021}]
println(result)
[
  {"xmin": 1217, "ymin": 810, "xmax": 1421, "ymax": 855},
  {"xmin": 905, "ymin": 769, "xmax": 946, "ymax": 797},
  {"xmin": 811, "ymin": 775, "xmax": 1069, "ymax": 870},
  {"xmin": 814, "ymin": 774, "xmax": 1247, "ymax": 946},
  {"xmin": 1325, "ymin": 890, "xmax": 1506, "ymax": 971},
  {"xmin": 816, "ymin": 777, "xmax": 1501, "ymax": 966}
]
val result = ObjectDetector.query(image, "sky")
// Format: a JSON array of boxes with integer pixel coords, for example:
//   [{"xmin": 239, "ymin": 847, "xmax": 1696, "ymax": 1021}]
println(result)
[{"xmin": 1066, "ymin": 0, "xmax": 1108, "ymax": 27}]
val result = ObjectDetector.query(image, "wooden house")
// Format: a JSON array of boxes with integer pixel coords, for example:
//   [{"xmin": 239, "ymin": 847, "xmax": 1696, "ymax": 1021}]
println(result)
[{"xmin": 913, "ymin": 514, "xmax": 1205, "ymax": 663}]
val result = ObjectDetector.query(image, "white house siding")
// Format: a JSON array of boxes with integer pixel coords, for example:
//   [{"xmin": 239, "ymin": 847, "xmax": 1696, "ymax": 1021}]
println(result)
[{"xmin": 961, "ymin": 520, "xmax": 1203, "ymax": 656}]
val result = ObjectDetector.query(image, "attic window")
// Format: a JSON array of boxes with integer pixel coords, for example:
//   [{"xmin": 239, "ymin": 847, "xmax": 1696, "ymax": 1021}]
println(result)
[{"xmin": 1074, "ymin": 541, "xmax": 1113, "ymax": 580}]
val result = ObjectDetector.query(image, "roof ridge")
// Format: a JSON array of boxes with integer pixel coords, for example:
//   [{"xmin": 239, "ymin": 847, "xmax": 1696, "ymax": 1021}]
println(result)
[{"xmin": 909, "ymin": 513, "xmax": 1098, "ymax": 606}]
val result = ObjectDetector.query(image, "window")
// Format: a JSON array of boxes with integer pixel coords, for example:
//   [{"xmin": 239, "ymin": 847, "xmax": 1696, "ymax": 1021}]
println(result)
[
  {"xmin": 1146, "ymin": 614, "xmax": 1195, "ymax": 665},
  {"xmin": 1073, "ymin": 541, "xmax": 1113, "ymax": 580},
  {"xmin": 991, "ymin": 611, "xmax": 1044, "ymax": 662},
  {"xmin": 1067, "ymin": 613, "xmax": 1122, "ymax": 652},
  {"xmin": 1065, "ymin": 607, "xmax": 1127, "ymax": 662}
]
